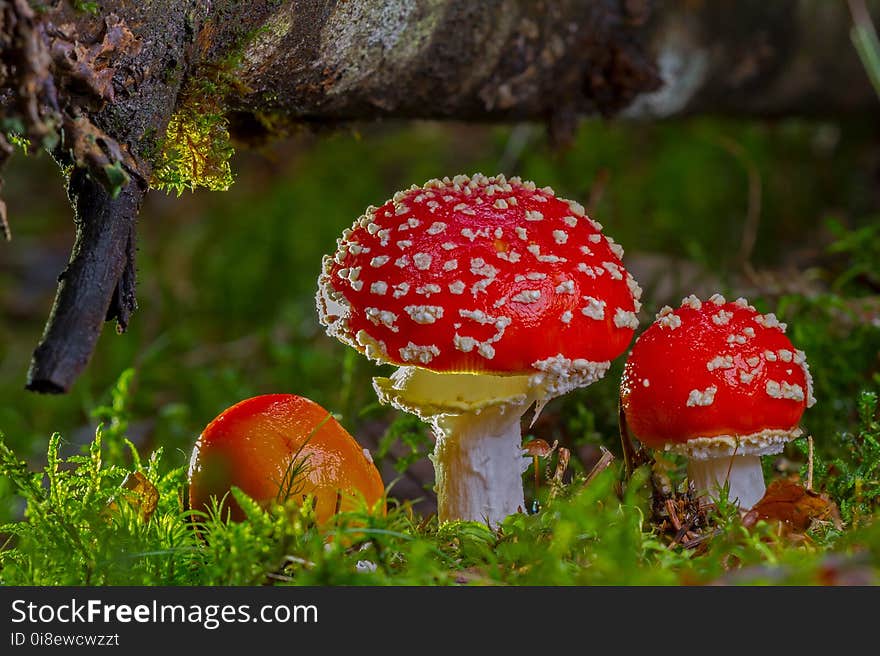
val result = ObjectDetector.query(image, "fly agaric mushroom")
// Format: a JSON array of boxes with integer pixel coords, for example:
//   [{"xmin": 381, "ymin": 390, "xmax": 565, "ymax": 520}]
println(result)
[
  {"xmin": 188, "ymin": 394, "xmax": 385, "ymax": 524},
  {"xmin": 620, "ymin": 294, "xmax": 816, "ymax": 509},
  {"xmin": 317, "ymin": 173, "xmax": 642, "ymax": 525}
]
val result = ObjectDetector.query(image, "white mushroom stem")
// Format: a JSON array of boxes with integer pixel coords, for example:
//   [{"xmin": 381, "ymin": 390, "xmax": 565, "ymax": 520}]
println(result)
[
  {"xmin": 373, "ymin": 362, "xmax": 609, "ymax": 526},
  {"xmin": 373, "ymin": 367, "xmax": 540, "ymax": 526},
  {"xmin": 430, "ymin": 405, "xmax": 530, "ymax": 526},
  {"xmin": 687, "ymin": 454, "xmax": 765, "ymax": 509}
]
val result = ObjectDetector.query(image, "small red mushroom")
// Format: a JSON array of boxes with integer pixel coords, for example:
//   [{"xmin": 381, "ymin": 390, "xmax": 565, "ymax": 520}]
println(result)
[
  {"xmin": 317, "ymin": 173, "xmax": 642, "ymax": 525},
  {"xmin": 620, "ymin": 294, "xmax": 816, "ymax": 509},
  {"xmin": 188, "ymin": 394, "xmax": 385, "ymax": 524}
]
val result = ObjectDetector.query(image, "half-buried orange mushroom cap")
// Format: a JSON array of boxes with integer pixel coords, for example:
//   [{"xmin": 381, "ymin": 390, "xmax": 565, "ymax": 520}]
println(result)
[{"xmin": 188, "ymin": 394, "xmax": 385, "ymax": 524}]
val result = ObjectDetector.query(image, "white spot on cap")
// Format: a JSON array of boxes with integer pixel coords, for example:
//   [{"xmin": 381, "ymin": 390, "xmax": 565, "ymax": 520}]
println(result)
[
  {"xmin": 461, "ymin": 227, "xmax": 489, "ymax": 242},
  {"xmin": 766, "ymin": 380, "xmax": 805, "ymax": 402},
  {"xmin": 413, "ymin": 252, "xmax": 432, "ymax": 270},
  {"xmin": 370, "ymin": 281, "xmax": 388, "ymax": 295},
  {"xmin": 454, "ymin": 334, "xmax": 476, "ymax": 353},
  {"xmin": 449, "ymin": 280, "xmax": 466, "ymax": 295},
  {"xmin": 470, "ymin": 258, "xmax": 500, "ymax": 278},
  {"xmin": 560, "ymin": 310, "xmax": 573, "ymax": 324},
  {"xmin": 563, "ymin": 216, "xmax": 578, "ymax": 227},
  {"xmin": 755, "ymin": 312, "xmax": 787, "ymax": 332},
  {"xmin": 404, "ymin": 305, "xmax": 444, "ymax": 324},
  {"xmin": 427, "ymin": 222, "xmax": 447, "ymax": 235},
  {"xmin": 602, "ymin": 262, "xmax": 623, "ymax": 280},
  {"xmin": 392, "ymin": 282, "xmax": 410, "ymax": 298},
  {"xmin": 566, "ymin": 200, "xmax": 586, "ymax": 216},
  {"xmin": 370, "ymin": 255, "xmax": 390, "ymax": 268},
  {"xmin": 512, "ymin": 289, "xmax": 541, "ymax": 304},
  {"xmin": 681, "ymin": 295, "xmax": 702, "ymax": 310},
  {"xmin": 707, "ymin": 355, "xmax": 734, "ymax": 371},
  {"xmin": 416, "ymin": 284, "xmax": 441, "ymax": 297},
  {"xmin": 497, "ymin": 250, "xmax": 521, "ymax": 263},
  {"xmin": 613, "ymin": 309, "xmax": 639, "ymax": 330},
  {"xmin": 687, "ymin": 386, "xmax": 717, "ymax": 407},
  {"xmin": 577, "ymin": 263, "xmax": 597, "ymax": 278},
  {"xmin": 399, "ymin": 342, "xmax": 440, "ymax": 365},
  {"xmin": 525, "ymin": 210, "xmax": 544, "ymax": 222},
  {"xmin": 581, "ymin": 297, "xmax": 606, "ymax": 320},
  {"xmin": 553, "ymin": 230, "xmax": 569, "ymax": 244},
  {"xmin": 555, "ymin": 280, "xmax": 575, "ymax": 294},
  {"xmin": 365, "ymin": 307, "xmax": 399, "ymax": 332},
  {"xmin": 712, "ymin": 310, "xmax": 733, "ymax": 325},
  {"xmin": 657, "ymin": 312, "xmax": 682, "ymax": 330},
  {"xmin": 443, "ymin": 259, "xmax": 458, "ymax": 271}
]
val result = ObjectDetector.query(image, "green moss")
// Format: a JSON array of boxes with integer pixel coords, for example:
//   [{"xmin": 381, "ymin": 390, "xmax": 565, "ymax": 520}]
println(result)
[
  {"xmin": 2, "ymin": 414, "xmax": 878, "ymax": 585},
  {"xmin": 70, "ymin": 1, "xmax": 100, "ymax": 14},
  {"xmin": 150, "ymin": 100, "xmax": 235, "ymax": 195},
  {"xmin": 149, "ymin": 20, "xmax": 281, "ymax": 195}
]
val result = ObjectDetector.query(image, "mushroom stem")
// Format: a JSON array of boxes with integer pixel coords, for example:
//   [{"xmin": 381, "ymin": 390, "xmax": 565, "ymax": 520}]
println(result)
[
  {"xmin": 687, "ymin": 454, "xmax": 766, "ymax": 509},
  {"xmin": 429, "ymin": 405, "xmax": 530, "ymax": 526},
  {"xmin": 533, "ymin": 456, "xmax": 541, "ymax": 499}
]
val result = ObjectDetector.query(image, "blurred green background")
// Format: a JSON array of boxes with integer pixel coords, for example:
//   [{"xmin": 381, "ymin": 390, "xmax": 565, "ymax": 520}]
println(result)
[{"xmin": 2, "ymin": 117, "xmax": 879, "ymax": 523}]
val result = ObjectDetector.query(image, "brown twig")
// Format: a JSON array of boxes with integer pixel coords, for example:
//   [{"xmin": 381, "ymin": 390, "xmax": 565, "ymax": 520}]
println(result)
[
  {"xmin": 807, "ymin": 435, "xmax": 814, "ymax": 492},
  {"xmin": 583, "ymin": 446, "xmax": 615, "ymax": 488}
]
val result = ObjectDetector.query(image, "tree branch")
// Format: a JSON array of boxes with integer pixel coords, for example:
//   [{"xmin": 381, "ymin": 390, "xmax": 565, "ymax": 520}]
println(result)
[{"xmin": 26, "ymin": 169, "xmax": 142, "ymax": 393}]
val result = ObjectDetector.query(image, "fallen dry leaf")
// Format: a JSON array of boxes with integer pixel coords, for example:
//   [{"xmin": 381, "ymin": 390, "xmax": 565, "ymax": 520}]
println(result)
[
  {"xmin": 743, "ymin": 479, "xmax": 840, "ymax": 533},
  {"xmin": 106, "ymin": 471, "xmax": 159, "ymax": 521}
]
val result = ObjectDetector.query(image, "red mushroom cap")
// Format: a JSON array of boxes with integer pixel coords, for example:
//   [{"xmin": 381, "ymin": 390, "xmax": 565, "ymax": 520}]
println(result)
[
  {"xmin": 317, "ymin": 174, "xmax": 641, "ymax": 376},
  {"xmin": 620, "ymin": 294, "xmax": 816, "ymax": 453}
]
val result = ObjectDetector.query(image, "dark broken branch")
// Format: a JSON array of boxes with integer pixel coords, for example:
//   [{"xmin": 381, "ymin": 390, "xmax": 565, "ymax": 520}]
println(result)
[
  {"xmin": 26, "ymin": 169, "xmax": 142, "ymax": 393},
  {"xmin": 2, "ymin": 0, "xmax": 201, "ymax": 392}
]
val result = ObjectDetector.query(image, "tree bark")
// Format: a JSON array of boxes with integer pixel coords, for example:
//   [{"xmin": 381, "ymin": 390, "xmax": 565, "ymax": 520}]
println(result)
[{"xmin": 1, "ymin": 0, "xmax": 878, "ymax": 392}]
